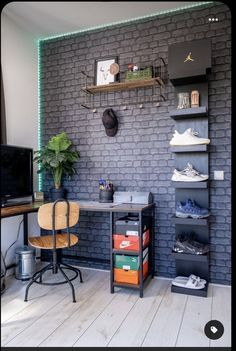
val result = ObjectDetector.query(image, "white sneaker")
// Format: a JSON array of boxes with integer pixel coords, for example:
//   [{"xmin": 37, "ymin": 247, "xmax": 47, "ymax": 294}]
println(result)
[
  {"xmin": 171, "ymin": 163, "xmax": 209, "ymax": 182},
  {"xmin": 170, "ymin": 128, "xmax": 210, "ymax": 146}
]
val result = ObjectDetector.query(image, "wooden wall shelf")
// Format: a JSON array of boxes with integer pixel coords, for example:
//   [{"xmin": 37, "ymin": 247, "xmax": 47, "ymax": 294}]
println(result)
[{"xmin": 83, "ymin": 77, "xmax": 164, "ymax": 94}]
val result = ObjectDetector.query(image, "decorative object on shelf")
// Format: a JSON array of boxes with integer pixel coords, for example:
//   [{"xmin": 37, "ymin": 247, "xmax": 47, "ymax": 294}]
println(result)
[
  {"xmin": 125, "ymin": 66, "xmax": 152, "ymax": 81},
  {"xmin": 102, "ymin": 108, "xmax": 118, "ymax": 137},
  {"xmin": 177, "ymin": 92, "xmax": 190, "ymax": 109},
  {"xmin": 34, "ymin": 132, "xmax": 80, "ymax": 201},
  {"xmin": 128, "ymin": 63, "xmax": 134, "ymax": 72},
  {"xmin": 95, "ymin": 57, "xmax": 118, "ymax": 86},
  {"xmin": 99, "ymin": 179, "xmax": 114, "ymax": 203},
  {"xmin": 109, "ymin": 62, "xmax": 120, "ymax": 76},
  {"xmin": 191, "ymin": 90, "xmax": 200, "ymax": 108}
]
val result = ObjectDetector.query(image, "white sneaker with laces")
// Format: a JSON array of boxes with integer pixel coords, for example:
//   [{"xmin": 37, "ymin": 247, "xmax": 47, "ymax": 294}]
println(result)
[
  {"xmin": 170, "ymin": 128, "xmax": 210, "ymax": 146},
  {"xmin": 171, "ymin": 163, "xmax": 209, "ymax": 182}
]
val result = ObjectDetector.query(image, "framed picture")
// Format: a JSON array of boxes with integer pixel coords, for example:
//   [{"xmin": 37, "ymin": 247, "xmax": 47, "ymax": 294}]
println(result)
[{"xmin": 94, "ymin": 57, "xmax": 118, "ymax": 86}]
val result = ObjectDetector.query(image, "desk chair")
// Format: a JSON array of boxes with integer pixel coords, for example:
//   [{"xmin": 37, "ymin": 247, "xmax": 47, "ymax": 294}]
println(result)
[{"xmin": 24, "ymin": 199, "xmax": 83, "ymax": 303}]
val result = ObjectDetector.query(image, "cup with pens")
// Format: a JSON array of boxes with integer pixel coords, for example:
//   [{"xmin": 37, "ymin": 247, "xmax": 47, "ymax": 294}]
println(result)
[{"xmin": 99, "ymin": 179, "xmax": 114, "ymax": 203}]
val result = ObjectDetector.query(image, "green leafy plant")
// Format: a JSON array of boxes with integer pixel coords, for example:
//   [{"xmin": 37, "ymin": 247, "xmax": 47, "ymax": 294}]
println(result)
[{"xmin": 34, "ymin": 132, "xmax": 80, "ymax": 189}]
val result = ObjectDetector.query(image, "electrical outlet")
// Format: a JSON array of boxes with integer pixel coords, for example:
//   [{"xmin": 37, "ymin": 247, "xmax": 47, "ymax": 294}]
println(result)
[{"xmin": 214, "ymin": 170, "xmax": 224, "ymax": 180}]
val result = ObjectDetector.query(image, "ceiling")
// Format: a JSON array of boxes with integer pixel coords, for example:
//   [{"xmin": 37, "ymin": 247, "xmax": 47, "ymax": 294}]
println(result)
[{"xmin": 2, "ymin": 1, "xmax": 202, "ymax": 39}]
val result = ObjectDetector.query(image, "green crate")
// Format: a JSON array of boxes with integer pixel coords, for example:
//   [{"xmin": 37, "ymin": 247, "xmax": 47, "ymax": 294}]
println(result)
[{"xmin": 125, "ymin": 67, "xmax": 152, "ymax": 81}]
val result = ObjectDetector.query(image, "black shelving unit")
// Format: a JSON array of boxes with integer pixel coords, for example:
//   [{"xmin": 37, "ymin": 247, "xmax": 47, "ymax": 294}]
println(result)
[
  {"xmin": 168, "ymin": 39, "xmax": 211, "ymax": 298},
  {"xmin": 110, "ymin": 204, "xmax": 155, "ymax": 298}
]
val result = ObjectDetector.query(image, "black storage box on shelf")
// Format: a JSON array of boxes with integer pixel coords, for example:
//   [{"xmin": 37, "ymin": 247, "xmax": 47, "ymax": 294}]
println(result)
[
  {"xmin": 168, "ymin": 39, "xmax": 211, "ymax": 85},
  {"xmin": 115, "ymin": 215, "xmax": 150, "ymax": 236}
]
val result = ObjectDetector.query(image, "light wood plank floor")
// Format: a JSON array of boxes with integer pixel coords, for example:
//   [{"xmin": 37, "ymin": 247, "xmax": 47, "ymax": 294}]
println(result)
[{"xmin": 1, "ymin": 266, "xmax": 231, "ymax": 347}]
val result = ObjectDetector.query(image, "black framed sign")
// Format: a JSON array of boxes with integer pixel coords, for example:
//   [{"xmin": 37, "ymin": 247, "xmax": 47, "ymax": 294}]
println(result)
[{"xmin": 94, "ymin": 57, "xmax": 118, "ymax": 86}]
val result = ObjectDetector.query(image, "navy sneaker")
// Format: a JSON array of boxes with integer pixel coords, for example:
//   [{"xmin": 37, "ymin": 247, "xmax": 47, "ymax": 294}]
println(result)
[{"xmin": 176, "ymin": 199, "xmax": 210, "ymax": 219}]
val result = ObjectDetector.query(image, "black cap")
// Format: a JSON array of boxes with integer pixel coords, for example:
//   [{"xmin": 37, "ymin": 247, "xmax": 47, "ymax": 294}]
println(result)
[{"xmin": 102, "ymin": 108, "xmax": 118, "ymax": 137}]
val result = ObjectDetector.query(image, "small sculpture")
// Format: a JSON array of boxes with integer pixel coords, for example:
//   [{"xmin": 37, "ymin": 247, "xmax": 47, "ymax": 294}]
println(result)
[
  {"xmin": 177, "ymin": 92, "xmax": 190, "ymax": 109},
  {"xmin": 191, "ymin": 90, "xmax": 200, "ymax": 108}
]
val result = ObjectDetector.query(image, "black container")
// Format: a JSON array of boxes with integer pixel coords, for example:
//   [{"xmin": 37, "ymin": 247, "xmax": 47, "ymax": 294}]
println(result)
[
  {"xmin": 50, "ymin": 187, "xmax": 66, "ymax": 202},
  {"xmin": 99, "ymin": 189, "xmax": 113, "ymax": 203}
]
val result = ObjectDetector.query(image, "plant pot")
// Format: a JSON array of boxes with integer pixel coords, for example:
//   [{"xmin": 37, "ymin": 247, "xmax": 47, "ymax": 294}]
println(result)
[
  {"xmin": 99, "ymin": 189, "xmax": 113, "ymax": 203},
  {"xmin": 49, "ymin": 188, "xmax": 67, "ymax": 202}
]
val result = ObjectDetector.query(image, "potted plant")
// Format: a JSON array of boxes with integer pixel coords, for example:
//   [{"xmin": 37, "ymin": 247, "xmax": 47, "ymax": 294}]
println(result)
[{"xmin": 34, "ymin": 132, "xmax": 80, "ymax": 201}]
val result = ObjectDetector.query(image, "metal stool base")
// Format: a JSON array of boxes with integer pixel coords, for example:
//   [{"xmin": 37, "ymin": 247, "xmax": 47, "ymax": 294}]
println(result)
[{"xmin": 24, "ymin": 262, "xmax": 83, "ymax": 303}]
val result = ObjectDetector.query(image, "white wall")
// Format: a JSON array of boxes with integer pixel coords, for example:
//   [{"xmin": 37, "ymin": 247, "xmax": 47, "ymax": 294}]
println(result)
[{"xmin": 1, "ymin": 13, "xmax": 39, "ymax": 271}]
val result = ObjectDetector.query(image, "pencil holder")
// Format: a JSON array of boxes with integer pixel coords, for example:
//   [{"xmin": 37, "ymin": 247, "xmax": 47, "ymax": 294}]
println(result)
[{"xmin": 99, "ymin": 189, "xmax": 114, "ymax": 203}]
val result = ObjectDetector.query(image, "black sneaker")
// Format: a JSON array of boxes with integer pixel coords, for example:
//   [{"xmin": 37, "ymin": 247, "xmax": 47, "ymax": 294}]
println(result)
[{"xmin": 173, "ymin": 235, "xmax": 209, "ymax": 255}]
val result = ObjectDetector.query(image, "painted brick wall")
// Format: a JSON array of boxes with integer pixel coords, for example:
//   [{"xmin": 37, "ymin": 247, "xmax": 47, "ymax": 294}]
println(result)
[{"xmin": 40, "ymin": 3, "xmax": 231, "ymax": 284}]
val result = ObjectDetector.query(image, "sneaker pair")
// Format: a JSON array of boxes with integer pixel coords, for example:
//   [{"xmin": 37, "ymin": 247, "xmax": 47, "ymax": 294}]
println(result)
[
  {"xmin": 170, "ymin": 128, "xmax": 210, "ymax": 146},
  {"xmin": 171, "ymin": 163, "xmax": 208, "ymax": 182},
  {"xmin": 173, "ymin": 233, "xmax": 209, "ymax": 255},
  {"xmin": 176, "ymin": 199, "xmax": 210, "ymax": 219}
]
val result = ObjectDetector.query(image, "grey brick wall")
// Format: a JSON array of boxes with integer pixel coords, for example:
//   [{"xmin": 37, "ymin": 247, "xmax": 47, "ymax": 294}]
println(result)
[{"xmin": 40, "ymin": 2, "xmax": 231, "ymax": 284}]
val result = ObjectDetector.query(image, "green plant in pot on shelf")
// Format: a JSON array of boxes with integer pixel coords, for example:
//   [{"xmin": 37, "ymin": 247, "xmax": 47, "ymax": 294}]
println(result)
[{"xmin": 34, "ymin": 132, "xmax": 80, "ymax": 201}]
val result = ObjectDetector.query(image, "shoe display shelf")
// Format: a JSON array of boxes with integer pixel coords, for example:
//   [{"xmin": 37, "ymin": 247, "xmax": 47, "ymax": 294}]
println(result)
[{"xmin": 168, "ymin": 39, "xmax": 211, "ymax": 298}]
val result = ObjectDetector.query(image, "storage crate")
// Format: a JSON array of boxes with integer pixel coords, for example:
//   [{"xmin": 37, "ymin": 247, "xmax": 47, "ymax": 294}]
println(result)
[
  {"xmin": 125, "ymin": 67, "xmax": 153, "ymax": 81},
  {"xmin": 113, "ymin": 229, "xmax": 150, "ymax": 251}
]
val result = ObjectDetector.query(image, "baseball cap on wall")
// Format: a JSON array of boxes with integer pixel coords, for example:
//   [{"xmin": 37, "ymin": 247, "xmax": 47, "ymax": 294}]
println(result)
[{"xmin": 102, "ymin": 108, "xmax": 118, "ymax": 137}]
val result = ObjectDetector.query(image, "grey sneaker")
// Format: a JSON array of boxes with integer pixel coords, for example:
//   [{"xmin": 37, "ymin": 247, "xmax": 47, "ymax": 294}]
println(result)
[{"xmin": 172, "ymin": 163, "xmax": 208, "ymax": 182}]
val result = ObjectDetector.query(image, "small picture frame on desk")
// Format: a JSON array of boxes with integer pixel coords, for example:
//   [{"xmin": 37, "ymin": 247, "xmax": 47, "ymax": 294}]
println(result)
[{"xmin": 94, "ymin": 57, "xmax": 119, "ymax": 86}]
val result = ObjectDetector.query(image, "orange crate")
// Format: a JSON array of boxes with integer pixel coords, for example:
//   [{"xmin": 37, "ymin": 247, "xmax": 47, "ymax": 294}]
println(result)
[
  {"xmin": 113, "ymin": 229, "xmax": 150, "ymax": 251},
  {"xmin": 114, "ymin": 260, "xmax": 148, "ymax": 285}
]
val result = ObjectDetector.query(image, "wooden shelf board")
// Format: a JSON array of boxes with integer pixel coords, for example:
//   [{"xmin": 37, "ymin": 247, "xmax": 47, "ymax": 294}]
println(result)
[{"xmin": 83, "ymin": 77, "xmax": 164, "ymax": 93}]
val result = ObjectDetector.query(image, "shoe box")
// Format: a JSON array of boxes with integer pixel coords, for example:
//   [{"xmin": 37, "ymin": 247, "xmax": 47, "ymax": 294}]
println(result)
[
  {"xmin": 114, "ymin": 247, "xmax": 148, "ymax": 285},
  {"xmin": 113, "ymin": 215, "xmax": 150, "ymax": 252},
  {"xmin": 115, "ymin": 214, "xmax": 150, "ymax": 235},
  {"xmin": 113, "ymin": 231, "xmax": 150, "ymax": 251}
]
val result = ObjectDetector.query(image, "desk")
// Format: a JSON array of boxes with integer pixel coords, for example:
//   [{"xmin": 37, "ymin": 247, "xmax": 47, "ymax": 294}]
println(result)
[{"xmin": 1, "ymin": 201, "xmax": 155, "ymax": 297}]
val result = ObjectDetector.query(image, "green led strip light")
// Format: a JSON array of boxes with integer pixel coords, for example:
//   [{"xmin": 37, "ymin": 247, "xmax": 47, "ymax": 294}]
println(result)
[
  {"xmin": 37, "ymin": 1, "xmax": 214, "ymax": 190},
  {"xmin": 37, "ymin": 39, "xmax": 42, "ymax": 191}
]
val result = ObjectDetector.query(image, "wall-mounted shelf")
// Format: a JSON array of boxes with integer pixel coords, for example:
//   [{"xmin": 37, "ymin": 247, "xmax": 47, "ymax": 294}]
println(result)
[
  {"xmin": 171, "ymin": 181, "xmax": 209, "ymax": 189},
  {"xmin": 80, "ymin": 57, "xmax": 167, "ymax": 109},
  {"xmin": 171, "ymin": 145, "xmax": 209, "ymax": 153},
  {"xmin": 83, "ymin": 77, "xmax": 164, "ymax": 94},
  {"xmin": 171, "ymin": 283, "xmax": 208, "ymax": 297},
  {"xmin": 171, "ymin": 251, "xmax": 209, "ymax": 262},
  {"xmin": 171, "ymin": 215, "xmax": 209, "ymax": 226},
  {"xmin": 169, "ymin": 106, "xmax": 208, "ymax": 120}
]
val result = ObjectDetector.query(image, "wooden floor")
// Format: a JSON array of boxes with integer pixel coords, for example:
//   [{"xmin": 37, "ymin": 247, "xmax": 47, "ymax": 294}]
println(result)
[{"xmin": 1, "ymin": 266, "xmax": 231, "ymax": 347}]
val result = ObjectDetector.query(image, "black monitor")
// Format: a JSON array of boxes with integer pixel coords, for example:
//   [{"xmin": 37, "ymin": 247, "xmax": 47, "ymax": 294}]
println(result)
[{"xmin": 0, "ymin": 144, "xmax": 33, "ymax": 207}]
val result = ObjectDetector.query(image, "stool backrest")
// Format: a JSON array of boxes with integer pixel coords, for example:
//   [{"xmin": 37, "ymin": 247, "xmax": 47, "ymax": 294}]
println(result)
[{"xmin": 38, "ymin": 201, "xmax": 79, "ymax": 230}]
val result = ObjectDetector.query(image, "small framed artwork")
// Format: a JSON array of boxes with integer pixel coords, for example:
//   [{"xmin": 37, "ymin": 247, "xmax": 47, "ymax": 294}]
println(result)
[{"xmin": 94, "ymin": 57, "xmax": 119, "ymax": 86}]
